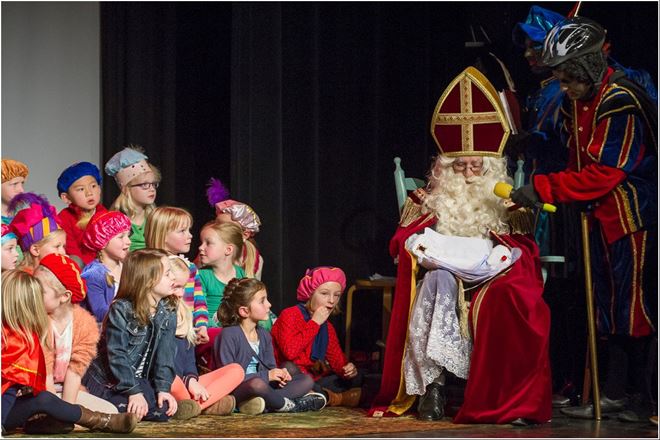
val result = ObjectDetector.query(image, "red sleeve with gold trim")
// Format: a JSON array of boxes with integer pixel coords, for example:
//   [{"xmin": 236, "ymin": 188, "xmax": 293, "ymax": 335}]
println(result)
[{"xmin": 533, "ymin": 110, "xmax": 644, "ymax": 204}]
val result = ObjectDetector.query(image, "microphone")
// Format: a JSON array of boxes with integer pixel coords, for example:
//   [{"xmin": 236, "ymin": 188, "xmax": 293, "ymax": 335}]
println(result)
[{"xmin": 493, "ymin": 182, "xmax": 557, "ymax": 213}]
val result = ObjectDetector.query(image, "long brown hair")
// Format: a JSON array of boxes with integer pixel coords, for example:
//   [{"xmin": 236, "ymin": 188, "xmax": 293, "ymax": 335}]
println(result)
[
  {"xmin": 114, "ymin": 248, "xmax": 176, "ymax": 325},
  {"xmin": 217, "ymin": 278, "xmax": 266, "ymax": 327}
]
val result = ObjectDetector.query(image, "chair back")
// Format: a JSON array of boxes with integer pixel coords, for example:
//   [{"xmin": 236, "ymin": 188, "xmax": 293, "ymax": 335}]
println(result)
[{"xmin": 393, "ymin": 157, "xmax": 425, "ymax": 213}]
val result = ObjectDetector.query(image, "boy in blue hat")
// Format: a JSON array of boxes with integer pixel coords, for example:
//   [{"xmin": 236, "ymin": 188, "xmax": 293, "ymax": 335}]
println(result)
[{"xmin": 57, "ymin": 162, "xmax": 107, "ymax": 266}]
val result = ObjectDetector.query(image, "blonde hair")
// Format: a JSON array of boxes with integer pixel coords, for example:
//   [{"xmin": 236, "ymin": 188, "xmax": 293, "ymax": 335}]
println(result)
[
  {"xmin": 1, "ymin": 270, "xmax": 50, "ymax": 351},
  {"xmin": 114, "ymin": 248, "xmax": 176, "ymax": 325},
  {"xmin": 168, "ymin": 256, "xmax": 197, "ymax": 346},
  {"xmin": 217, "ymin": 278, "xmax": 266, "ymax": 327},
  {"xmin": 19, "ymin": 229, "xmax": 66, "ymax": 270},
  {"xmin": 242, "ymin": 240, "xmax": 259, "ymax": 278},
  {"xmin": 144, "ymin": 206, "xmax": 192, "ymax": 252},
  {"xmin": 201, "ymin": 221, "xmax": 244, "ymax": 263},
  {"xmin": 110, "ymin": 163, "xmax": 161, "ymax": 220}
]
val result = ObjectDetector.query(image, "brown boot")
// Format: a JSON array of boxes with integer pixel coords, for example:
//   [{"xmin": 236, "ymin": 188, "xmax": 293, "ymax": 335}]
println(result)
[
  {"xmin": 322, "ymin": 388, "xmax": 342, "ymax": 406},
  {"xmin": 76, "ymin": 406, "xmax": 138, "ymax": 433},
  {"xmin": 340, "ymin": 387, "xmax": 362, "ymax": 408},
  {"xmin": 172, "ymin": 399, "xmax": 202, "ymax": 420},
  {"xmin": 201, "ymin": 395, "xmax": 236, "ymax": 416}
]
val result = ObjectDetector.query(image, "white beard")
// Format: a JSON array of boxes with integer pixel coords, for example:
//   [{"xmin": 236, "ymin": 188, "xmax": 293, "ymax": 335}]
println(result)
[{"xmin": 423, "ymin": 168, "xmax": 510, "ymax": 239}]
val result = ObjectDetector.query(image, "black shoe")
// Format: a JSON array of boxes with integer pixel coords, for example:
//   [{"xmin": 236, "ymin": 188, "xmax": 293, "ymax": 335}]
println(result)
[
  {"xmin": 417, "ymin": 383, "xmax": 446, "ymax": 421},
  {"xmin": 600, "ymin": 395, "xmax": 629, "ymax": 412},
  {"xmin": 552, "ymin": 394, "xmax": 571, "ymax": 408},
  {"xmin": 291, "ymin": 392, "xmax": 327, "ymax": 412},
  {"xmin": 560, "ymin": 395, "xmax": 628, "ymax": 420}
]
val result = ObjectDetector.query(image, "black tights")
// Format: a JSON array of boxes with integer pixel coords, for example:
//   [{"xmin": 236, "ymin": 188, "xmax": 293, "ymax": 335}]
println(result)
[
  {"xmin": 2, "ymin": 387, "xmax": 81, "ymax": 431},
  {"xmin": 281, "ymin": 361, "xmax": 364, "ymax": 395},
  {"xmin": 232, "ymin": 373, "xmax": 313, "ymax": 410}
]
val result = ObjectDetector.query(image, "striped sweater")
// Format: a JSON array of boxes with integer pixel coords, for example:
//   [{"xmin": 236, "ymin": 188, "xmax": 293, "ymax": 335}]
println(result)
[{"xmin": 183, "ymin": 260, "xmax": 209, "ymax": 329}]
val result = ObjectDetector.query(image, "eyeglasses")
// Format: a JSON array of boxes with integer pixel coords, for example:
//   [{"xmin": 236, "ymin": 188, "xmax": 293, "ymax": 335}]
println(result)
[
  {"xmin": 452, "ymin": 161, "xmax": 483, "ymax": 173},
  {"xmin": 129, "ymin": 181, "xmax": 159, "ymax": 190}
]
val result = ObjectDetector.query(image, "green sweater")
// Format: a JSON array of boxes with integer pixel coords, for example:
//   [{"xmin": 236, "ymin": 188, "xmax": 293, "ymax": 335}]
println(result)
[{"xmin": 198, "ymin": 265, "xmax": 245, "ymax": 327}]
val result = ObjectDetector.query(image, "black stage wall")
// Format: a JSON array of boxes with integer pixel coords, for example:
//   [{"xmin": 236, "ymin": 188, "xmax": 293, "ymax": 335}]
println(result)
[{"xmin": 100, "ymin": 1, "xmax": 658, "ymax": 316}]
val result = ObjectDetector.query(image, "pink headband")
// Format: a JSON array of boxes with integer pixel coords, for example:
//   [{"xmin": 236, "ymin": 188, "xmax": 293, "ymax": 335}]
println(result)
[{"xmin": 296, "ymin": 266, "xmax": 347, "ymax": 302}]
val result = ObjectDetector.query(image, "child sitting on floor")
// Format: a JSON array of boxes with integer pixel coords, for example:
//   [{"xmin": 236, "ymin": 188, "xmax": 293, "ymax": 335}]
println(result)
[
  {"xmin": 1, "ymin": 269, "xmax": 137, "ymax": 435},
  {"xmin": 168, "ymin": 255, "xmax": 244, "ymax": 420},
  {"xmin": 2, "ymin": 224, "xmax": 19, "ymax": 271},
  {"xmin": 8, "ymin": 193, "xmax": 66, "ymax": 274},
  {"xmin": 215, "ymin": 277, "xmax": 327, "ymax": 415},
  {"xmin": 206, "ymin": 178, "xmax": 264, "ymax": 280},
  {"xmin": 34, "ymin": 254, "xmax": 117, "ymax": 414},
  {"xmin": 1, "ymin": 158, "xmax": 29, "ymax": 225},
  {"xmin": 271, "ymin": 266, "xmax": 363, "ymax": 407},
  {"xmin": 1, "ymin": 158, "xmax": 29, "ymax": 264},
  {"xmin": 80, "ymin": 210, "xmax": 132, "ymax": 325},
  {"xmin": 81, "ymin": 249, "xmax": 179, "ymax": 422},
  {"xmin": 56, "ymin": 162, "xmax": 106, "ymax": 266},
  {"xmin": 105, "ymin": 145, "xmax": 161, "ymax": 251}
]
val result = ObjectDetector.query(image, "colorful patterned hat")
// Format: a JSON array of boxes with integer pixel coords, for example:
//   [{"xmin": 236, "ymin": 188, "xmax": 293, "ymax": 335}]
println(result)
[
  {"xmin": 82, "ymin": 210, "xmax": 132, "ymax": 252},
  {"xmin": 430, "ymin": 66, "xmax": 510, "ymax": 158},
  {"xmin": 105, "ymin": 146, "xmax": 151, "ymax": 189},
  {"xmin": 8, "ymin": 193, "xmax": 63, "ymax": 252}
]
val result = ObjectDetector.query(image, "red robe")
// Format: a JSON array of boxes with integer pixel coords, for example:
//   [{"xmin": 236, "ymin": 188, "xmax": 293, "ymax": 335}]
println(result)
[
  {"xmin": 368, "ymin": 211, "xmax": 436, "ymax": 416},
  {"xmin": 369, "ymin": 211, "xmax": 552, "ymax": 423},
  {"xmin": 454, "ymin": 233, "xmax": 552, "ymax": 424},
  {"xmin": 1, "ymin": 326, "xmax": 47, "ymax": 396}
]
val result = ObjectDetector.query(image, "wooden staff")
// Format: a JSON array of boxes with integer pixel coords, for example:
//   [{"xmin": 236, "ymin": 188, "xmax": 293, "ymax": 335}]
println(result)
[{"xmin": 581, "ymin": 211, "xmax": 601, "ymax": 420}]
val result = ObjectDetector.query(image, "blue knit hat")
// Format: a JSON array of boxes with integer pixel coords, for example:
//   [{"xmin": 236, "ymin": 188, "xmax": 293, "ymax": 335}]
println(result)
[
  {"xmin": 512, "ymin": 5, "xmax": 565, "ymax": 48},
  {"xmin": 57, "ymin": 162, "xmax": 102, "ymax": 194}
]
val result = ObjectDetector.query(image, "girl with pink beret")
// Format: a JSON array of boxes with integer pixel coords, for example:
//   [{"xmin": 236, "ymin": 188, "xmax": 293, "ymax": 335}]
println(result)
[
  {"xmin": 80, "ymin": 211, "xmax": 132, "ymax": 324},
  {"xmin": 271, "ymin": 266, "xmax": 364, "ymax": 408}
]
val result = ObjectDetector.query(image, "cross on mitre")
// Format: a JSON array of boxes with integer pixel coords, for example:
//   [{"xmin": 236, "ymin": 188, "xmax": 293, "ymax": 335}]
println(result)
[{"xmin": 430, "ymin": 66, "xmax": 510, "ymax": 157}]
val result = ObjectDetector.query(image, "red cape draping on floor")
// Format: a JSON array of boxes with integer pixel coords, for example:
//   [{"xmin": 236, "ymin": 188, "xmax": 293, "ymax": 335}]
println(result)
[{"xmin": 454, "ymin": 233, "xmax": 552, "ymax": 424}]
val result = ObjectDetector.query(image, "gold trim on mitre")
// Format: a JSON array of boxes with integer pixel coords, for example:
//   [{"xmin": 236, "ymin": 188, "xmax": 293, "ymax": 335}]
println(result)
[{"xmin": 430, "ymin": 66, "xmax": 510, "ymax": 157}]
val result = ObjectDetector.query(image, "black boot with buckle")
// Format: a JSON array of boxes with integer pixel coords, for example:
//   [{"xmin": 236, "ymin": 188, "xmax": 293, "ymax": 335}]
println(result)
[{"xmin": 417, "ymin": 383, "xmax": 446, "ymax": 421}]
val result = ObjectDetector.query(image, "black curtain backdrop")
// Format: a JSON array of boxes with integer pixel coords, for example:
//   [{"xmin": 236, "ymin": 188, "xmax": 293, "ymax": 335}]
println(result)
[{"xmin": 101, "ymin": 1, "xmax": 658, "ymax": 320}]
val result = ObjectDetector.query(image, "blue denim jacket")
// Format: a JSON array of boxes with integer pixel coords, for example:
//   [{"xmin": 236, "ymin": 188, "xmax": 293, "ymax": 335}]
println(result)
[{"xmin": 84, "ymin": 298, "xmax": 176, "ymax": 396}]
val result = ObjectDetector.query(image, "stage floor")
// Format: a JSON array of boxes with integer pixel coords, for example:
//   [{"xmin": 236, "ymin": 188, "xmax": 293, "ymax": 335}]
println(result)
[{"xmin": 6, "ymin": 407, "xmax": 658, "ymax": 438}]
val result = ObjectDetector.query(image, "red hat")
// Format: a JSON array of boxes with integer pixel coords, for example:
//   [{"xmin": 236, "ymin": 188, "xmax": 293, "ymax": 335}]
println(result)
[
  {"xmin": 83, "ymin": 210, "xmax": 132, "ymax": 252},
  {"xmin": 430, "ymin": 66, "xmax": 510, "ymax": 157},
  {"xmin": 296, "ymin": 266, "xmax": 347, "ymax": 302},
  {"xmin": 38, "ymin": 254, "xmax": 87, "ymax": 304}
]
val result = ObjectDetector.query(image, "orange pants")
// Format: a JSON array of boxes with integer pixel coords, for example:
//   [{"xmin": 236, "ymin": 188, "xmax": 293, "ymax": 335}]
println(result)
[{"xmin": 171, "ymin": 363, "xmax": 244, "ymax": 410}]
